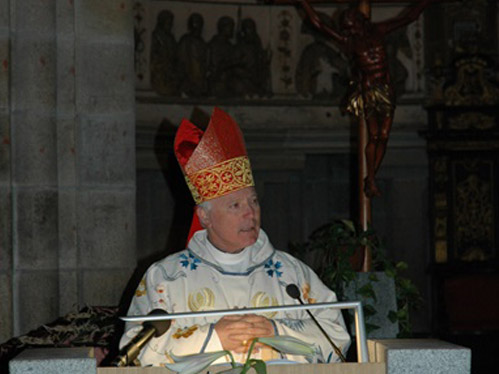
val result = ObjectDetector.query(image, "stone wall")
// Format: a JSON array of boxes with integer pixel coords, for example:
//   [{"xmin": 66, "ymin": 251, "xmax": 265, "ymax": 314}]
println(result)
[{"xmin": 0, "ymin": 0, "xmax": 136, "ymax": 341}]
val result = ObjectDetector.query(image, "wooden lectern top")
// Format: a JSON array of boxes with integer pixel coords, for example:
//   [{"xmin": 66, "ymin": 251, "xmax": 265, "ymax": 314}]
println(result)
[{"xmin": 99, "ymin": 362, "xmax": 386, "ymax": 374}]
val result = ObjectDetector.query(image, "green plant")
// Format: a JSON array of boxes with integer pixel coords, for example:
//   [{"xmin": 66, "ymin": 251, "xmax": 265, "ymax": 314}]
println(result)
[
  {"xmin": 165, "ymin": 335, "xmax": 315, "ymax": 374},
  {"xmin": 290, "ymin": 219, "xmax": 422, "ymax": 337}
]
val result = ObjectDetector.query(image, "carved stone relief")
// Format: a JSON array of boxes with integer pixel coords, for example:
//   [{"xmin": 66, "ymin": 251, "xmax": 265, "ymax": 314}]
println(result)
[
  {"xmin": 178, "ymin": 13, "xmax": 208, "ymax": 97},
  {"xmin": 134, "ymin": 1, "xmax": 147, "ymax": 83},
  {"xmin": 295, "ymin": 11, "xmax": 348, "ymax": 99},
  {"xmin": 150, "ymin": 9, "xmax": 179, "ymax": 96},
  {"xmin": 134, "ymin": 1, "xmax": 427, "ymax": 102}
]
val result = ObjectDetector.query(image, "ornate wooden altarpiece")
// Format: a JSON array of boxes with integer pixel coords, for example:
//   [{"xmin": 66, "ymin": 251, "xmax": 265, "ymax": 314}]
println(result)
[{"xmin": 425, "ymin": 52, "xmax": 499, "ymax": 372}]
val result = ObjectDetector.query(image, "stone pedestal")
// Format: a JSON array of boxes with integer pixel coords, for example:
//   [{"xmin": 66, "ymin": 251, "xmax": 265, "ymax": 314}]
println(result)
[
  {"xmin": 344, "ymin": 272, "xmax": 399, "ymax": 339},
  {"xmin": 368, "ymin": 339, "xmax": 471, "ymax": 374},
  {"xmin": 9, "ymin": 348, "xmax": 96, "ymax": 374}
]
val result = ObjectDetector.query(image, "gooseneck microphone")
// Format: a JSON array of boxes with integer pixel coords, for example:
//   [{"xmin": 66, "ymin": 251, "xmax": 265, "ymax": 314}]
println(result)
[
  {"xmin": 286, "ymin": 284, "xmax": 347, "ymax": 362},
  {"xmin": 111, "ymin": 309, "xmax": 171, "ymax": 367}
]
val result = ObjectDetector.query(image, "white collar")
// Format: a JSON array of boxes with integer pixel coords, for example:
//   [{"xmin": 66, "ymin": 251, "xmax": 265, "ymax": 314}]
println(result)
[{"xmin": 187, "ymin": 229, "xmax": 275, "ymax": 273}]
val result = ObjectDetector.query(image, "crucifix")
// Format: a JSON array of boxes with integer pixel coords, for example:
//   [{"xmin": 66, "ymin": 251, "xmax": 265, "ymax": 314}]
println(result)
[{"xmin": 266, "ymin": 0, "xmax": 435, "ymax": 270}]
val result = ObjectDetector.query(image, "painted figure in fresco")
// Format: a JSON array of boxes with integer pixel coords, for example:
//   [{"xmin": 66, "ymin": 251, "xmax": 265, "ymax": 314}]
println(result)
[
  {"xmin": 150, "ymin": 10, "xmax": 178, "ymax": 96},
  {"xmin": 178, "ymin": 13, "xmax": 208, "ymax": 97},
  {"xmin": 207, "ymin": 16, "xmax": 236, "ymax": 97},
  {"xmin": 298, "ymin": 0, "xmax": 434, "ymax": 197}
]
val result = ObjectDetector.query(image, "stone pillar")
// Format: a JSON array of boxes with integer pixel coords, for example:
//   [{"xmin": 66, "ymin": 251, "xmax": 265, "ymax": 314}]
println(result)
[
  {"xmin": 0, "ymin": 0, "xmax": 136, "ymax": 340},
  {"xmin": 0, "ymin": 0, "xmax": 12, "ymax": 345}
]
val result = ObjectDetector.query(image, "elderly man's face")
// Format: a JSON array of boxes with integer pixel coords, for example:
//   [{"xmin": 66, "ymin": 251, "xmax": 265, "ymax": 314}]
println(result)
[{"xmin": 198, "ymin": 187, "xmax": 261, "ymax": 253}]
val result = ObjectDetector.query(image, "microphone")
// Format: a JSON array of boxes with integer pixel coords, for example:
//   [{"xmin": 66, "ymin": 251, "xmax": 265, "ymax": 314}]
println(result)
[
  {"xmin": 111, "ymin": 309, "xmax": 171, "ymax": 367},
  {"xmin": 286, "ymin": 284, "xmax": 347, "ymax": 362}
]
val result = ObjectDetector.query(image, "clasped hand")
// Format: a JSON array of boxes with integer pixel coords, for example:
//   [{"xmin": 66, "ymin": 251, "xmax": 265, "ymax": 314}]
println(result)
[{"xmin": 214, "ymin": 314, "xmax": 274, "ymax": 353}]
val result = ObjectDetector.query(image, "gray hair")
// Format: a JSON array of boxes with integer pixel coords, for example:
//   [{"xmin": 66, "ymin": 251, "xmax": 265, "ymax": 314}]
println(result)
[
  {"xmin": 196, "ymin": 200, "xmax": 212, "ymax": 229},
  {"xmin": 198, "ymin": 200, "xmax": 212, "ymax": 211}
]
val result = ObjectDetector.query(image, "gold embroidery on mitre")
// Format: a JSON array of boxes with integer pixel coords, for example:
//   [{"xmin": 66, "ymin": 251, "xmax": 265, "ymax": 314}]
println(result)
[
  {"xmin": 184, "ymin": 156, "xmax": 254, "ymax": 204},
  {"xmin": 251, "ymin": 292, "xmax": 278, "ymax": 318},
  {"xmin": 188, "ymin": 288, "xmax": 215, "ymax": 312}
]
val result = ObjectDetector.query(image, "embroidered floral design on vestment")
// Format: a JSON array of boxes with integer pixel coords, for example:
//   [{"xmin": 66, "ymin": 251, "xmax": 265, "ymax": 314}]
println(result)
[
  {"xmin": 302, "ymin": 283, "xmax": 317, "ymax": 304},
  {"xmin": 155, "ymin": 283, "xmax": 167, "ymax": 305},
  {"xmin": 251, "ymin": 291, "xmax": 279, "ymax": 318},
  {"xmin": 179, "ymin": 253, "xmax": 201, "ymax": 270},
  {"xmin": 264, "ymin": 259, "xmax": 283, "ymax": 278},
  {"xmin": 172, "ymin": 325, "xmax": 199, "ymax": 339},
  {"xmin": 135, "ymin": 278, "xmax": 146, "ymax": 297},
  {"xmin": 276, "ymin": 318, "xmax": 306, "ymax": 331},
  {"xmin": 188, "ymin": 288, "xmax": 215, "ymax": 311}
]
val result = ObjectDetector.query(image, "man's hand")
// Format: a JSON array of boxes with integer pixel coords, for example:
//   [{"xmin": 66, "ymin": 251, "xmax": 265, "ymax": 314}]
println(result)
[{"xmin": 215, "ymin": 314, "xmax": 274, "ymax": 353}]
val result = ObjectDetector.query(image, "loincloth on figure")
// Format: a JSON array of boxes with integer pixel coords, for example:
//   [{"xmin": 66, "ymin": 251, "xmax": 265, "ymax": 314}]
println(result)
[{"xmin": 342, "ymin": 81, "xmax": 395, "ymax": 118}]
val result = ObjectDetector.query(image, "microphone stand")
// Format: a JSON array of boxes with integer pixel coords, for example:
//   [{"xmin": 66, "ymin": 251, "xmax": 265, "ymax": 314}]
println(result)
[
  {"xmin": 110, "ymin": 324, "xmax": 157, "ymax": 367},
  {"xmin": 110, "ymin": 309, "xmax": 170, "ymax": 367},
  {"xmin": 286, "ymin": 284, "xmax": 347, "ymax": 362}
]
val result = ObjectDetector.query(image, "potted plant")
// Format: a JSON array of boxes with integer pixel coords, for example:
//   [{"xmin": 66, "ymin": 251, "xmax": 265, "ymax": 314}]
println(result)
[{"xmin": 290, "ymin": 219, "xmax": 422, "ymax": 338}]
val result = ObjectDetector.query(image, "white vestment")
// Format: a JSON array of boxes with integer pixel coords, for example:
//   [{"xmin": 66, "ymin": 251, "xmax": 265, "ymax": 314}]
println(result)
[{"xmin": 120, "ymin": 229, "xmax": 351, "ymax": 366}]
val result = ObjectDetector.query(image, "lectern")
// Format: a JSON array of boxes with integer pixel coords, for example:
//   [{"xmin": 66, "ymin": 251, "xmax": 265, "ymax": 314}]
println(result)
[{"xmin": 99, "ymin": 362, "xmax": 386, "ymax": 374}]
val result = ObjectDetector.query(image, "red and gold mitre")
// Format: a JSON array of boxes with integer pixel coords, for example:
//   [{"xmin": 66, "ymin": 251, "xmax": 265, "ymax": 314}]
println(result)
[{"xmin": 174, "ymin": 107, "xmax": 254, "ymax": 205}]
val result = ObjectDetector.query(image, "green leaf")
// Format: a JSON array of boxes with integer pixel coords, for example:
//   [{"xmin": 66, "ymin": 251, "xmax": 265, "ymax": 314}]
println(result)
[
  {"xmin": 396, "ymin": 261, "xmax": 408, "ymax": 271},
  {"xmin": 387, "ymin": 310, "xmax": 398, "ymax": 323},
  {"xmin": 363, "ymin": 304, "xmax": 377, "ymax": 317},
  {"xmin": 293, "ymin": 218, "xmax": 422, "ymax": 339},
  {"xmin": 341, "ymin": 219, "xmax": 356, "ymax": 233},
  {"xmin": 356, "ymin": 283, "xmax": 376, "ymax": 301},
  {"xmin": 397, "ymin": 308, "xmax": 408, "ymax": 320},
  {"xmin": 365, "ymin": 323, "xmax": 380, "ymax": 333},
  {"xmin": 250, "ymin": 359, "xmax": 267, "ymax": 374},
  {"xmin": 384, "ymin": 267, "xmax": 396, "ymax": 278}
]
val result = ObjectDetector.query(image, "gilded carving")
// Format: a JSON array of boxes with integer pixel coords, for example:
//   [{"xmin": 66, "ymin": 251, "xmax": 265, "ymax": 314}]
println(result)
[
  {"xmin": 448, "ymin": 112, "xmax": 495, "ymax": 131},
  {"xmin": 435, "ymin": 216, "xmax": 447, "ymax": 238},
  {"xmin": 454, "ymin": 172, "xmax": 494, "ymax": 261},
  {"xmin": 434, "ymin": 193, "xmax": 447, "ymax": 210},
  {"xmin": 435, "ymin": 240, "xmax": 448, "ymax": 263},
  {"xmin": 444, "ymin": 57, "xmax": 499, "ymax": 106},
  {"xmin": 460, "ymin": 247, "xmax": 487, "ymax": 262},
  {"xmin": 436, "ymin": 112, "xmax": 444, "ymax": 130},
  {"xmin": 433, "ymin": 158, "xmax": 448, "ymax": 186},
  {"xmin": 432, "ymin": 157, "xmax": 449, "ymax": 262}
]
